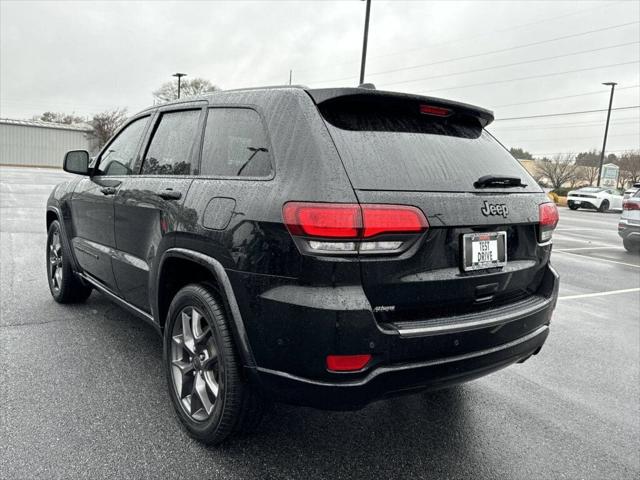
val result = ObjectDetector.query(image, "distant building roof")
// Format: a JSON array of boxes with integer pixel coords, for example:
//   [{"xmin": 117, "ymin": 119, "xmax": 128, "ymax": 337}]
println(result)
[{"xmin": 0, "ymin": 117, "xmax": 92, "ymax": 132}]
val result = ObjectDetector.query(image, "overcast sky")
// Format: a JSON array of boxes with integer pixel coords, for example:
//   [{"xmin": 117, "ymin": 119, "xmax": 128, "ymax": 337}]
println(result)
[{"xmin": 1, "ymin": 0, "xmax": 639, "ymax": 157}]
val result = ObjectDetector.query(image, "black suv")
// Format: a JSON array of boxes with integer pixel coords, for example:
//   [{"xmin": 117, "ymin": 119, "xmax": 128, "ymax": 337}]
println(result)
[{"xmin": 47, "ymin": 86, "xmax": 559, "ymax": 444}]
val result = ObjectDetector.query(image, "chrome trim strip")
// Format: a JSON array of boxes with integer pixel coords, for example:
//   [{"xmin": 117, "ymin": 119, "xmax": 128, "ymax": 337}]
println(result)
[
  {"xmin": 393, "ymin": 295, "xmax": 553, "ymax": 337},
  {"xmin": 257, "ymin": 325, "xmax": 549, "ymax": 388}
]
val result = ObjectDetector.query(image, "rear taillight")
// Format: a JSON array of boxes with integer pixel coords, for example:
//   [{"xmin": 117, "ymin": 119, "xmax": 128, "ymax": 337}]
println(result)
[
  {"xmin": 623, "ymin": 200, "xmax": 640, "ymax": 210},
  {"xmin": 282, "ymin": 202, "xmax": 428, "ymax": 254},
  {"xmin": 539, "ymin": 202, "xmax": 559, "ymax": 242}
]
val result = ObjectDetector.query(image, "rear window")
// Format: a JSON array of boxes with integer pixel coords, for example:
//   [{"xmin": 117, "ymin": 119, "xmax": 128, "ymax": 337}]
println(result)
[{"xmin": 319, "ymin": 97, "xmax": 539, "ymax": 193}]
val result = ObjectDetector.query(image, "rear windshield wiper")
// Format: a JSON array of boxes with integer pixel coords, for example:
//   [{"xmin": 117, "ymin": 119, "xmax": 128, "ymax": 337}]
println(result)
[{"xmin": 474, "ymin": 175, "xmax": 527, "ymax": 188}]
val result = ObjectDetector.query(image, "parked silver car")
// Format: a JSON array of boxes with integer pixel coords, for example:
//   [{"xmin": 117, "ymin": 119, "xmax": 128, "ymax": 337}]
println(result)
[{"xmin": 619, "ymin": 189, "xmax": 640, "ymax": 253}]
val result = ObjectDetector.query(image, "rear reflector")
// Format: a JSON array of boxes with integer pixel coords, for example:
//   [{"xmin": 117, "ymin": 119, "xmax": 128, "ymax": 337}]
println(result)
[
  {"xmin": 419, "ymin": 105, "xmax": 452, "ymax": 117},
  {"xmin": 623, "ymin": 200, "xmax": 640, "ymax": 210},
  {"xmin": 326, "ymin": 354, "xmax": 371, "ymax": 372},
  {"xmin": 539, "ymin": 202, "xmax": 559, "ymax": 242},
  {"xmin": 283, "ymin": 202, "xmax": 428, "ymax": 254}
]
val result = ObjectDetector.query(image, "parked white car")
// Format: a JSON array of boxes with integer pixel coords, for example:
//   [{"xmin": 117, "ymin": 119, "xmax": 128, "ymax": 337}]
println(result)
[
  {"xmin": 623, "ymin": 182, "xmax": 640, "ymax": 200},
  {"xmin": 619, "ymin": 189, "xmax": 640, "ymax": 252},
  {"xmin": 567, "ymin": 187, "xmax": 623, "ymax": 212}
]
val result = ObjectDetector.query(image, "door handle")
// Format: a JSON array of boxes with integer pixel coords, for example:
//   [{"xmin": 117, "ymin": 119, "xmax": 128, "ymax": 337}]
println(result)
[
  {"xmin": 156, "ymin": 189, "xmax": 182, "ymax": 200},
  {"xmin": 100, "ymin": 187, "xmax": 117, "ymax": 195}
]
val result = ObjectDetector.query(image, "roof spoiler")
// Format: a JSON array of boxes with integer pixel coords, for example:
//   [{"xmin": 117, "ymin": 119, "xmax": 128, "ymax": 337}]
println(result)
[{"xmin": 306, "ymin": 87, "xmax": 494, "ymax": 127}]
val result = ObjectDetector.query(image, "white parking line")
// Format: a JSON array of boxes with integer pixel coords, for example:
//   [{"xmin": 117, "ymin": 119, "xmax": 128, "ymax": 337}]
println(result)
[
  {"xmin": 554, "ymin": 246, "xmax": 626, "ymax": 251},
  {"xmin": 559, "ymin": 287, "xmax": 640, "ymax": 300},
  {"xmin": 555, "ymin": 228, "xmax": 602, "ymax": 232},
  {"xmin": 554, "ymin": 250, "xmax": 640, "ymax": 268}
]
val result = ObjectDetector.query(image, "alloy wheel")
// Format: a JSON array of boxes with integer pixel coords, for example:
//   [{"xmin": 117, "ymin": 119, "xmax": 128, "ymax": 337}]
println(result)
[
  {"xmin": 170, "ymin": 306, "xmax": 221, "ymax": 422},
  {"xmin": 48, "ymin": 231, "xmax": 63, "ymax": 293}
]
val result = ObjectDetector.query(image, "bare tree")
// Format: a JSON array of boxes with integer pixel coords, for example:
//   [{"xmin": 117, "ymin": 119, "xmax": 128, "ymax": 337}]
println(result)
[
  {"xmin": 90, "ymin": 108, "xmax": 128, "ymax": 149},
  {"xmin": 153, "ymin": 78, "xmax": 220, "ymax": 103},
  {"xmin": 535, "ymin": 154, "xmax": 580, "ymax": 190},
  {"xmin": 32, "ymin": 111, "xmax": 86, "ymax": 125},
  {"xmin": 618, "ymin": 150, "xmax": 640, "ymax": 186},
  {"xmin": 578, "ymin": 165, "xmax": 600, "ymax": 186}
]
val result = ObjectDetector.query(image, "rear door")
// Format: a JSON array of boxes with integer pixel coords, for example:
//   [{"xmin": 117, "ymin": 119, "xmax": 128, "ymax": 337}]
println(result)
[
  {"xmin": 112, "ymin": 105, "xmax": 205, "ymax": 312},
  {"xmin": 316, "ymin": 93, "xmax": 550, "ymax": 320},
  {"xmin": 70, "ymin": 115, "xmax": 150, "ymax": 290}
]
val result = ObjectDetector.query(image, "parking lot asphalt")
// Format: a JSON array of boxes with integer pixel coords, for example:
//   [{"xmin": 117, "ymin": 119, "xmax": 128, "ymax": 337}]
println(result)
[{"xmin": 1, "ymin": 166, "xmax": 638, "ymax": 480}]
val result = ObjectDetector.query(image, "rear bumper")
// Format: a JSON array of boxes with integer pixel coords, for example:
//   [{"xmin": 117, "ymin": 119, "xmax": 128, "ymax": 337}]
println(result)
[
  {"xmin": 233, "ymin": 264, "xmax": 559, "ymax": 410},
  {"xmin": 567, "ymin": 197, "xmax": 599, "ymax": 209},
  {"xmin": 255, "ymin": 325, "xmax": 549, "ymax": 410},
  {"xmin": 618, "ymin": 219, "xmax": 640, "ymax": 241}
]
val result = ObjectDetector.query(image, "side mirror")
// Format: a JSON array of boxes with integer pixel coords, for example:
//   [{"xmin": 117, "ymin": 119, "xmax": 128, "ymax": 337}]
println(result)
[{"xmin": 63, "ymin": 150, "xmax": 90, "ymax": 175}]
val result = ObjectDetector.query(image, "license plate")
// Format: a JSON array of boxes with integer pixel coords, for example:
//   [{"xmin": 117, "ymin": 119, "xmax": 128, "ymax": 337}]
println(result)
[{"xmin": 462, "ymin": 232, "xmax": 507, "ymax": 271}]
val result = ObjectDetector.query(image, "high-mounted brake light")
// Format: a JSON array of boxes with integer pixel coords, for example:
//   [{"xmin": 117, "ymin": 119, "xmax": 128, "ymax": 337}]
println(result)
[
  {"xmin": 539, "ymin": 202, "xmax": 559, "ymax": 242},
  {"xmin": 326, "ymin": 354, "xmax": 371, "ymax": 372},
  {"xmin": 282, "ymin": 202, "xmax": 428, "ymax": 254},
  {"xmin": 419, "ymin": 105, "xmax": 452, "ymax": 117}
]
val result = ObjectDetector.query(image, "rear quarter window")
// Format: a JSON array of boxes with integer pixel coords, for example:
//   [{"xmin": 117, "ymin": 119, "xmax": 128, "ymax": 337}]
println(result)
[{"xmin": 199, "ymin": 108, "xmax": 273, "ymax": 178}]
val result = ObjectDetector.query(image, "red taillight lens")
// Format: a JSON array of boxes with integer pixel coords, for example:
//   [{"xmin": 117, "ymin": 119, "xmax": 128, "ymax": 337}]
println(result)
[
  {"xmin": 539, "ymin": 202, "xmax": 559, "ymax": 242},
  {"xmin": 282, "ymin": 203, "xmax": 361, "ymax": 238},
  {"xmin": 623, "ymin": 200, "xmax": 640, "ymax": 210},
  {"xmin": 419, "ymin": 104, "xmax": 452, "ymax": 117},
  {"xmin": 326, "ymin": 354, "xmax": 371, "ymax": 372},
  {"xmin": 362, "ymin": 205, "xmax": 427, "ymax": 238},
  {"xmin": 283, "ymin": 202, "xmax": 428, "ymax": 254}
]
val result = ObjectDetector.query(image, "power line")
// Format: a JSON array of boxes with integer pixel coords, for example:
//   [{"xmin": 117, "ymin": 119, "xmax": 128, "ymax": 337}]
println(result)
[
  {"xmin": 279, "ymin": 0, "xmax": 628, "ymax": 82},
  {"xmin": 312, "ymin": 21, "xmax": 639, "ymax": 85},
  {"xmin": 380, "ymin": 42, "xmax": 639, "ymax": 88},
  {"xmin": 500, "ymin": 133, "xmax": 639, "ymax": 142},
  {"xmin": 495, "ymin": 105, "xmax": 640, "ymax": 122},
  {"xmin": 492, "ymin": 119, "xmax": 640, "ymax": 131},
  {"xmin": 528, "ymin": 149, "xmax": 637, "ymax": 156},
  {"xmin": 420, "ymin": 61, "xmax": 639, "ymax": 94},
  {"xmin": 492, "ymin": 84, "xmax": 640, "ymax": 108}
]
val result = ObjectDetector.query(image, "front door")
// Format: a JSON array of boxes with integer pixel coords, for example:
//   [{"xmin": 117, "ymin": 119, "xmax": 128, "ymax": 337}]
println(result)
[
  {"xmin": 70, "ymin": 115, "xmax": 150, "ymax": 290},
  {"xmin": 113, "ymin": 107, "xmax": 204, "ymax": 312}
]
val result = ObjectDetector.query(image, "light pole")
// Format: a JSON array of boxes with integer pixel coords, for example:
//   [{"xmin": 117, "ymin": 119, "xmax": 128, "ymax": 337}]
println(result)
[
  {"xmin": 172, "ymin": 72, "xmax": 187, "ymax": 99},
  {"xmin": 597, "ymin": 82, "xmax": 617, "ymax": 187},
  {"xmin": 359, "ymin": 0, "xmax": 372, "ymax": 85}
]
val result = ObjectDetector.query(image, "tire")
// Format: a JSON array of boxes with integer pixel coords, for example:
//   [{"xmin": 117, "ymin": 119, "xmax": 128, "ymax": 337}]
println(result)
[
  {"xmin": 568, "ymin": 202, "xmax": 579, "ymax": 210},
  {"xmin": 598, "ymin": 200, "xmax": 609, "ymax": 213},
  {"xmin": 46, "ymin": 220, "xmax": 92, "ymax": 303},
  {"xmin": 164, "ymin": 283, "xmax": 264, "ymax": 444},
  {"xmin": 623, "ymin": 238, "xmax": 640, "ymax": 253}
]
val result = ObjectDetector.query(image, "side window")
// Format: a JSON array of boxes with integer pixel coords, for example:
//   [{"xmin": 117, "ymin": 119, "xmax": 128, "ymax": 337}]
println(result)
[
  {"xmin": 200, "ymin": 108, "xmax": 273, "ymax": 177},
  {"xmin": 141, "ymin": 110, "xmax": 201, "ymax": 175},
  {"xmin": 97, "ymin": 117, "xmax": 148, "ymax": 176}
]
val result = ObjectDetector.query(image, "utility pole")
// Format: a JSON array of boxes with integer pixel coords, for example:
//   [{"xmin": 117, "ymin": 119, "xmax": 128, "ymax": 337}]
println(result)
[
  {"xmin": 289, "ymin": 69, "xmax": 292, "ymax": 85},
  {"xmin": 172, "ymin": 72, "xmax": 187, "ymax": 99},
  {"xmin": 597, "ymin": 82, "xmax": 617, "ymax": 187},
  {"xmin": 359, "ymin": 0, "xmax": 372, "ymax": 85}
]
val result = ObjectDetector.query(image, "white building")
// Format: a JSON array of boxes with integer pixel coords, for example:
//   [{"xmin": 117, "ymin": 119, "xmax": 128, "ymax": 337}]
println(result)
[{"xmin": 0, "ymin": 118, "xmax": 94, "ymax": 168}]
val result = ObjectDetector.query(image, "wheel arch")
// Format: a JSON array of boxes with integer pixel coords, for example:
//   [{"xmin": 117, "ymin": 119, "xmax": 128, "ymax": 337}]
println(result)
[
  {"xmin": 46, "ymin": 206, "xmax": 81, "ymax": 272},
  {"xmin": 155, "ymin": 248, "xmax": 256, "ymax": 368}
]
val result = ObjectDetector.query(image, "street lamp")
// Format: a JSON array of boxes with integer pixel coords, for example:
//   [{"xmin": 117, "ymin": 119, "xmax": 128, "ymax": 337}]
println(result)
[
  {"xmin": 172, "ymin": 72, "xmax": 187, "ymax": 99},
  {"xmin": 597, "ymin": 82, "xmax": 617, "ymax": 187},
  {"xmin": 359, "ymin": 0, "xmax": 372, "ymax": 85}
]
